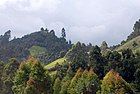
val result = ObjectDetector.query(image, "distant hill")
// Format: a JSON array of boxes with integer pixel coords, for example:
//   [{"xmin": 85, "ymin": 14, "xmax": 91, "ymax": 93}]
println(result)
[{"xmin": 0, "ymin": 28, "xmax": 72, "ymax": 63}]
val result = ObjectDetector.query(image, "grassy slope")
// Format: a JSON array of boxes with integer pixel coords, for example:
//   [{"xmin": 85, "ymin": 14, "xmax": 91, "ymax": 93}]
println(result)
[
  {"xmin": 116, "ymin": 36, "xmax": 140, "ymax": 53},
  {"xmin": 44, "ymin": 58, "xmax": 66, "ymax": 69}
]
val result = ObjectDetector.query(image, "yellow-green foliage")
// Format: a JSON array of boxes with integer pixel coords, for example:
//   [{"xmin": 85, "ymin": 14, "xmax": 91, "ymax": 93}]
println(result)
[
  {"xmin": 60, "ymin": 74, "xmax": 72, "ymax": 94},
  {"xmin": 76, "ymin": 68, "xmax": 99, "ymax": 94},
  {"xmin": 29, "ymin": 46, "xmax": 47, "ymax": 56},
  {"xmin": 53, "ymin": 77, "xmax": 61, "ymax": 94},
  {"xmin": 101, "ymin": 69, "xmax": 133, "ymax": 94},
  {"xmin": 68, "ymin": 68, "xmax": 83, "ymax": 94},
  {"xmin": 45, "ymin": 58, "xmax": 66, "ymax": 69},
  {"xmin": 67, "ymin": 68, "xmax": 99, "ymax": 94}
]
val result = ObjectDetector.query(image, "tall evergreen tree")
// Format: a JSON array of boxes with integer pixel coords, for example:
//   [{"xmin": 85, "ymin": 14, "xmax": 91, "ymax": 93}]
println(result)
[{"xmin": 61, "ymin": 28, "xmax": 66, "ymax": 38}]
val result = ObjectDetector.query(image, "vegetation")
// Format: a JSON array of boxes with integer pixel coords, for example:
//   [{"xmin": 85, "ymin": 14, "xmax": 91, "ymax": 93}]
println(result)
[
  {"xmin": 100, "ymin": 69, "xmax": 133, "ymax": 94},
  {"xmin": 0, "ymin": 28, "xmax": 72, "ymax": 63},
  {"xmin": 1, "ymin": 20, "xmax": 140, "ymax": 94}
]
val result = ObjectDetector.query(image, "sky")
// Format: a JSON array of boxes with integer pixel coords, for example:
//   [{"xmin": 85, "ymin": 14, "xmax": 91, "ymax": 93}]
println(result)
[{"xmin": 0, "ymin": 0, "xmax": 140, "ymax": 45}]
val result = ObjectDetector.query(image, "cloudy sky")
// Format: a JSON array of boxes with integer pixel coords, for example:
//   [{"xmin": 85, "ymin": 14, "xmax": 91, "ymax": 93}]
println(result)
[{"xmin": 0, "ymin": 0, "xmax": 140, "ymax": 45}]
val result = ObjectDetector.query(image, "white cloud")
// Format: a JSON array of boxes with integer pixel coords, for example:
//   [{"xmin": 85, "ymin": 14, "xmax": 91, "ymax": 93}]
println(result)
[{"xmin": 0, "ymin": 0, "xmax": 140, "ymax": 45}]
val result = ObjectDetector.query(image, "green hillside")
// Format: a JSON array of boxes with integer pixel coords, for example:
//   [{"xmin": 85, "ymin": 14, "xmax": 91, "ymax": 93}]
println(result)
[
  {"xmin": 116, "ymin": 36, "xmax": 140, "ymax": 53},
  {"xmin": 45, "ymin": 57, "xmax": 66, "ymax": 69}
]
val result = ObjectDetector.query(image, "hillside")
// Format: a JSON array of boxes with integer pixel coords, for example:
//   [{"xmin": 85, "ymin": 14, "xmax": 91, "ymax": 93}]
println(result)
[
  {"xmin": 116, "ymin": 36, "xmax": 140, "ymax": 53},
  {"xmin": 0, "ymin": 28, "xmax": 72, "ymax": 63},
  {"xmin": 45, "ymin": 58, "xmax": 66, "ymax": 69}
]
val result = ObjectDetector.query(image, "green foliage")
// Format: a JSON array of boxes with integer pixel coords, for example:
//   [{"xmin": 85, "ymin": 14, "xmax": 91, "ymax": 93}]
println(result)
[
  {"xmin": 105, "ymin": 51, "xmax": 121, "ymax": 62},
  {"xmin": 0, "ymin": 29, "xmax": 71, "ymax": 63},
  {"xmin": 66, "ymin": 42, "xmax": 88, "ymax": 72},
  {"xmin": 67, "ymin": 68, "xmax": 83, "ymax": 94},
  {"xmin": 53, "ymin": 77, "xmax": 61, "ymax": 94},
  {"xmin": 24, "ymin": 84, "xmax": 37, "ymax": 94},
  {"xmin": 0, "ymin": 58, "xmax": 19, "ymax": 94},
  {"xmin": 76, "ymin": 68, "xmax": 100, "ymax": 94},
  {"xmin": 134, "ymin": 68, "xmax": 140, "ymax": 90},
  {"xmin": 89, "ymin": 45, "xmax": 106, "ymax": 78},
  {"xmin": 104, "ymin": 51, "xmax": 122, "ymax": 73},
  {"xmin": 67, "ymin": 68, "xmax": 100, "ymax": 94},
  {"xmin": 122, "ymin": 49, "xmax": 134, "ymax": 59},
  {"xmin": 59, "ymin": 74, "xmax": 72, "ymax": 94},
  {"xmin": 12, "ymin": 57, "xmax": 52, "ymax": 94},
  {"xmin": 101, "ymin": 69, "xmax": 134, "ymax": 94}
]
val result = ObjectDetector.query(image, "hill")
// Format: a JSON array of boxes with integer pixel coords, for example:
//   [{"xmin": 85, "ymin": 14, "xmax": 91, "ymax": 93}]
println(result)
[
  {"xmin": 0, "ymin": 28, "xmax": 72, "ymax": 63},
  {"xmin": 127, "ymin": 19, "xmax": 140, "ymax": 40},
  {"xmin": 116, "ymin": 36, "xmax": 140, "ymax": 53}
]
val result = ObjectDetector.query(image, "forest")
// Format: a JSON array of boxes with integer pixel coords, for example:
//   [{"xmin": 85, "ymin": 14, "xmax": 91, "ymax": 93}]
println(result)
[{"xmin": 0, "ymin": 20, "xmax": 140, "ymax": 94}]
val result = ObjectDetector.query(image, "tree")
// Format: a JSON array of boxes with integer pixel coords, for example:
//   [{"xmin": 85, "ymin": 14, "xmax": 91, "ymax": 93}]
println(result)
[
  {"xmin": 50, "ymin": 30, "xmax": 55, "ymax": 35},
  {"xmin": 101, "ymin": 69, "xmax": 134, "ymax": 94},
  {"xmin": 69, "ymin": 40, "xmax": 72, "ymax": 45},
  {"xmin": 68, "ymin": 68, "xmax": 83, "ymax": 94},
  {"xmin": 41, "ymin": 27, "xmax": 44, "ymax": 31},
  {"xmin": 60, "ymin": 74, "xmax": 71, "ymax": 94},
  {"xmin": 61, "ymin": 28, "xmax": 66, "ymax": 38},
  {"xmin": 104, "ymin": 51, "xmax": 122, "ymax": 73},
  {"xmin": 121, "ymin": 49, "xmax": 136, "ymax": 82},
  {"xmin": 89, "ymin": 45, "xmax": 106, "ymax": 78},
  {"xmin": 122, "ymin": 49, "xmax": 134, "ymax": 59},
  {"xmin": 1, "ymin": 58, "xmax": 19, "ymax": 94},
  {"xmin": 105, "ymin": 51, "xmax": 121, "ymax": 62},
  {"xmin": 12, "ymin": 57, "xmax": 52, "ymax": 94},
  {"xmin": 53, "ymin": 77, "xmax": 61, "ymax": 94},
  {"xmin": 45, "ymin": 28, "xmax": 49, "ymax": 32},
  {"xmin": 134, "ymin": 68, "xmax": 140, "ymax": 90},
  {"xmin": 66, "ymin": 42, "xmax": 88, "ymax": 72},
  {"xmin": 132, "ymin": 41, "xmax": 138, "ymax": 47},
  {"xmin": 76, "ymin": 68, "xmax": 100, "ymax": 94}
]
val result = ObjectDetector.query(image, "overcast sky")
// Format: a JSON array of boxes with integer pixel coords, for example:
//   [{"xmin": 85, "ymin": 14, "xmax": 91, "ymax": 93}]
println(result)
[{"xmin": 0, "ymin": 0, "xmax": 140, "ymax": 45}]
